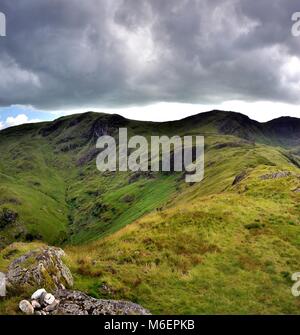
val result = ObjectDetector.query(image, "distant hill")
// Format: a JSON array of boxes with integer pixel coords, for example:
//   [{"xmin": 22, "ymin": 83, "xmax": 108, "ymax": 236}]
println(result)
[{"xmin": 0, "ymin": 110, "xmax": 299, "ymax": 247}]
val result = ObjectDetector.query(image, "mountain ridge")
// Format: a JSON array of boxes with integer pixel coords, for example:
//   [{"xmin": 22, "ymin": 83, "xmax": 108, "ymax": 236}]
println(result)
[
  {"xmin": 0, "ymin": 109, "xmax": 299, "ymax": 247},
  {"xmin": 1, "ymin": 109, "xmax": 300, "ymax": 135}
]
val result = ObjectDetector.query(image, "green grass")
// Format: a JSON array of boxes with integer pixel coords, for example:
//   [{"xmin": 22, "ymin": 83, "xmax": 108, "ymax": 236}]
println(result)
[
  {"xmin": 0, "ymin": 114, "xmax": 181, "ymax": 245},
  {"xmin": 66, "ymin": 166, "xmax": 300, "ymax": 314},
  {"xmin": 68, "ymin": 173, "xmax": 178, "ymax": 244}
]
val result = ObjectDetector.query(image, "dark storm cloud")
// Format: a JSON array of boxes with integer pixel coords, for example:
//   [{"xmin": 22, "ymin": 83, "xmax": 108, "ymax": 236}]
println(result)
[{"xmin": 0, "ymin": 0, "xmax": 299, "ymax": 109}]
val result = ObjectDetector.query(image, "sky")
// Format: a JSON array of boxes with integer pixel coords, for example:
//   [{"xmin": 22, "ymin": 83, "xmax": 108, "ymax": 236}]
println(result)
[{"xmin": 0, "ymin": 0, "xmax": 300, "ymax": 129}]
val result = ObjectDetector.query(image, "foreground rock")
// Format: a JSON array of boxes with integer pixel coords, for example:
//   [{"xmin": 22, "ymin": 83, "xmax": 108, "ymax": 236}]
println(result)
[
  {"xmin": 53, "ymin": 290, "xmax": 151, "ymax": 315},
  {"xmin": 31, "ymin": 288, "xmax": 46, "ymax": 300},
  {"xmin": 19, "ymin": 300, "xmax": 34, "ymax": 315},
  {"xmin": 8, "ymin": 247, "xmax": 150, "ymax": 315},
  {"xmin": 19, "ymin": 288, "xmax": 60, "ymax": 315},
  {"xmin": 19, "ymin": 289, "xmax": 151, "ymax": 315},
  {"xmin": 7, "ymin": 247, "xmax": 73, "ymax": 292}
]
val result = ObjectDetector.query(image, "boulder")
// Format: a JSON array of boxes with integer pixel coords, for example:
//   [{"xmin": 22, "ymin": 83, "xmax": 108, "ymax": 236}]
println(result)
[
  {"xmin": 6, "ymin": 247, "xmax": 73, "ymax": 292},
  {"xmin": 31, "ymin": 288, "xmax": 46, "ymax": 300},
  {"xmin": 53, "ymin": 290, "xmax": 151, "ymax": 315},
  {"xmin": 44, "ymin": 293, "xmax": 55, "ymax": 305},
  {"xmin": 19, "ymin": 300, "xmax": 34, "ymax": 315}
]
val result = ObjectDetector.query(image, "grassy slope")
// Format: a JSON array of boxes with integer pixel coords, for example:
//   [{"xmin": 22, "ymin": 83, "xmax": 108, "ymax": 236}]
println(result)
[
  {"xmin": 65, "ymin": 144, "xmax": 300, "ymax": 314},
  {"xmin": 0, "ymin": 114, "xmax": 181, "ymax": 246},
  {"xmin": 0, "ymin": 125, "xmax": 69, "ymax": 245},
  {"xmin": 0, "ymin": 111, "xmax": 299, "ymax": 314}
]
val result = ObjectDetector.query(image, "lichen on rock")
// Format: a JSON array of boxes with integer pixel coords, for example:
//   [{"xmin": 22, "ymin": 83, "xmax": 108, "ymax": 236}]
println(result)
[
  {"xmin": 6, "ymin": 247, "xmax": 73, "ymax": 293},
  {"xmin": 53, "ymin": 290, "xmax": 151, "ymax": 315}
]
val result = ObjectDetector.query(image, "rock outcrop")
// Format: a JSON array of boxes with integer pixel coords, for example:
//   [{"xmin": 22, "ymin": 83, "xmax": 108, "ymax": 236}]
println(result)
[
  {"xmin": 232, "ymin": 171, "xmax": 247, "ymax": 186},
  {"xmin": 6, "ymin": 247, "xmax": 73, "ymax": 292},
  {"xmin": 54, "ymin": 290, "xmax": 151, "ymax": 315},
  {"xmin": 18, "ymin": 288, "xmax": 151, "ymax": 315},
  {"xmin": 0, "ymin": 208, "xmax": 18, "ymax": 228},
  {"xmin": 7, "ymin": 246, "xmax": 150, "ymax": 315}
]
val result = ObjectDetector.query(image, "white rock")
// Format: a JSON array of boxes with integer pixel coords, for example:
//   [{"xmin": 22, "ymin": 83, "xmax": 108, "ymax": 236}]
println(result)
[
  {"xmin": 31, "ymin": 288, "xmax": 47, "ymax": 300},
  {"xmin": 40, "ymin": 311, "xmax": 47, "ymax": 315},
  {"xmin": 19, "ymin": 300, "xmax": 34, "ymax": 315},
  {"xmin": 0, "ymin": 272, "xmax": 6, "ymax": 297},
  {"xmin": 44, "ymin": 293, "xmax": 55, "ymax": 305},
  {"xmin": 31, "ymin": 300, "xmax": 41, "ymax": 309}
]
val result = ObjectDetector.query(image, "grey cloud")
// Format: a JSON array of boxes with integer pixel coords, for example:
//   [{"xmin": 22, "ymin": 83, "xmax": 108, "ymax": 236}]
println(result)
[{"xmin": 0, "ymin": 0, "xmax": 299, "ymax": 110}]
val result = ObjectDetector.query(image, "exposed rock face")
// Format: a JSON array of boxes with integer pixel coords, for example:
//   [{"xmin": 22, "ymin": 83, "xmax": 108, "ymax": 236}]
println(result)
[
  {"xmin": 53, "ymin": 290, "xmax": 151, "ymax": 315},
  {"xmin": 232, "ymin": 171, "xmax": 247, "ymax": 186},
  {"xmin": 6, "ymin": 247, "xmax": 73, "ymax": 291},
  {"xmin": 0, "ymin": 208, "xmax": 18, "ymax": 228},
  {"xmin": 88, "ymin": 114, "xmax": 127, "ymax": 142}
]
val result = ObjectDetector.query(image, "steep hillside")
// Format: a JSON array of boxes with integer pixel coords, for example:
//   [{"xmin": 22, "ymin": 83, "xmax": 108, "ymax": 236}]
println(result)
[
  {"xmin": 63, "ymin": 117, "xmax": 300, "ymax": 314},
  {"xmin": 0, "ymin": 113, "xmax": 179, "ymax": 246},
  {"xmin": 0, "ymin": 111, "xmax": 299, "ymax": 247}
]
